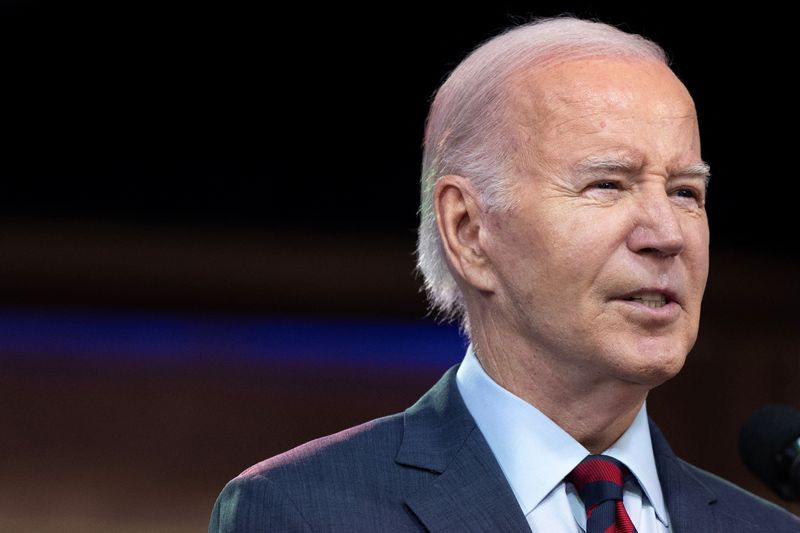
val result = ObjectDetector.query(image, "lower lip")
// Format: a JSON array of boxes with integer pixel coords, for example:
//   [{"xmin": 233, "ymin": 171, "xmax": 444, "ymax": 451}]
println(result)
[{"xmin": 613, "ymin": 299, "xmax": 681, "ymax": 324}]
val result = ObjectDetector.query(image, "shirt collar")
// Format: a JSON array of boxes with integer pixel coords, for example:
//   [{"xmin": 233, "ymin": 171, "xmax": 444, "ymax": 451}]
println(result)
[
  {"xmin": 603, "ymin": 397, "xmax": 670, "ymax": 526},
  {"xmin": 455, "ymin": 344, "xmax": 669, "ymax": 526}
]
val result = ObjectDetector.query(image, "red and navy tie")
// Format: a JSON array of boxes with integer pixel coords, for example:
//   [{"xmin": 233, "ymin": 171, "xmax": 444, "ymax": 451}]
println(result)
[{"xmin": 567, "ymin": 455, "xmax": 637, "ymax": 533}]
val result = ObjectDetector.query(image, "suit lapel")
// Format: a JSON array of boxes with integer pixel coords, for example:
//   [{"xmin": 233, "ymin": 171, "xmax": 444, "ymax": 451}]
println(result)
[
  {"xmin": 396, "ymin": 369, "xmax": 748, "ymax": 532},
  {"xmin": 650, "ymin": 420, "xmax": 720, "ymax": 533},
  {"xmin": 397, "ymin": 366, "xmax": 530, "ymax": 532}
]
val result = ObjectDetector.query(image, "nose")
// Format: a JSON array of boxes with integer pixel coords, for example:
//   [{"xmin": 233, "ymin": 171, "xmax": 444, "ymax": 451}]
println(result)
[{"xmin": 626, "ymin": 187, "xmax": 685, "ymax": 258}]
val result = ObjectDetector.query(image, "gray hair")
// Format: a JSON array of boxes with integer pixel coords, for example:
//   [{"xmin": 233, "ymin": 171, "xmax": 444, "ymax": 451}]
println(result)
[{"xmin": 416, "ymin": 16, "xmax": 669, "ymax": 328}]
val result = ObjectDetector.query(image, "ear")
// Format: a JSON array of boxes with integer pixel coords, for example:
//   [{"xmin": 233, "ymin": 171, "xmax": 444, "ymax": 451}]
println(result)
[{"xmin": 433, "ymin": 175, "xmax": 495, "ymax": 293}]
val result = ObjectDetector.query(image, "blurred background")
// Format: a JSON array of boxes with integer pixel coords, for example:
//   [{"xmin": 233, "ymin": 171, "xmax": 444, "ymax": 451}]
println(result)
[{"xmin": 1, "ymin": 2, "xmax": 798, "ymax": 531}]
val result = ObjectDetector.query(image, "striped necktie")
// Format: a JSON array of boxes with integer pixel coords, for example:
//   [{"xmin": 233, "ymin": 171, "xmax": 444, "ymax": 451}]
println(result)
[{"xmin": 567, "ymin": 454, "xmax": 637, "ymax": 533}]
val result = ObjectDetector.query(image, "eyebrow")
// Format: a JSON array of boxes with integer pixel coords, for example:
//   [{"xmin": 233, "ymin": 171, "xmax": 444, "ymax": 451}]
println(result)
[
  {"xmin": 574, "ymin": 155, "xmax": 641, "ymax": 175},
  {"xmin": 573, "ymin": 156, "xmax": 712, "ymax": 185},
  {"xmin": 674, "ymin": 162, "xmax": 712, "ymax": 185}
]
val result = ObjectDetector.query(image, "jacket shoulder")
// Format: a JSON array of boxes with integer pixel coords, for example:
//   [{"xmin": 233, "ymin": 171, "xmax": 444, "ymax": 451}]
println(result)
[
  {"xmin": 210, "ymin": 473, "xmax": 313, "ymax": 532},
  {"xmin": 210, "ymin": 412, "xmax": 433, "ymax": 532},
  {"xmin": 678, "ymin": 459, "xmax": 800, "ymax": 531},
  {"xmin": 239, "ymin": 412, "xmax": 405, "ymax": 481}
]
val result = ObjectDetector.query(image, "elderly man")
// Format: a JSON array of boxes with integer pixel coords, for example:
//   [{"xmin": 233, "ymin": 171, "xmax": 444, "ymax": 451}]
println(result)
[{"xmin": 210, "ymin": 17, "xmax": 800, "ymax": 532}]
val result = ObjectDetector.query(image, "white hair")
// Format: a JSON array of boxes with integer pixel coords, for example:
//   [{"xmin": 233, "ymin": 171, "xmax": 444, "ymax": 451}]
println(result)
[{"xmin": 416, "ymin": 16, "xmax": 670, "ymax": 330}]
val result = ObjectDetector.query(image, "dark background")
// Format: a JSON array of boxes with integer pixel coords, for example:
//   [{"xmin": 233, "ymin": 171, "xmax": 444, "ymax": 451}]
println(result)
[
  {"xmin": 2, "ymin": 3, "xmax": 797, "ymax": 256},
  {"xmin": 1, "ymin": 3, "xmax": 798, "ymax": 532}
]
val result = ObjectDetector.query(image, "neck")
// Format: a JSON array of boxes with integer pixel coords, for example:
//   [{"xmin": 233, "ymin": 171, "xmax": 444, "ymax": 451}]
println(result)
[{"xmin": 470, "ymin": 322, "xmax": 649, "ymax": 453}]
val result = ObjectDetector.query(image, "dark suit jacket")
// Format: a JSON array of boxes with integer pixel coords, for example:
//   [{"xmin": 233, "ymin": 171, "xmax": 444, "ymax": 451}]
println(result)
[{"xmin": 210, "ymin": 366, "xmax": 800, "ymax": 532}]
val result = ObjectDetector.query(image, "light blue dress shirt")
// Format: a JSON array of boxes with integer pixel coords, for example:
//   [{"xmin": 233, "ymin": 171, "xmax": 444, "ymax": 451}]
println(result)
[{"xmin": 456, "ymin": 345, "xmax": 670, "ymax": 532}]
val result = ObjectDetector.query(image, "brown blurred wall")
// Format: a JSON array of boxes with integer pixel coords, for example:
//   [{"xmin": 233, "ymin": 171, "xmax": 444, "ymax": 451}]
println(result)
[{"xmin": 1, "ymin": 223, "xmax": 798, "ymax": 532}]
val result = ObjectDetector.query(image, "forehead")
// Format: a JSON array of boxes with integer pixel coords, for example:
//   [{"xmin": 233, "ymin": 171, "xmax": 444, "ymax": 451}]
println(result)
[
  {"xmin": 510, "ymin": 57, "xmax": 698, "ymax": 144},
  {"xmin": 502, "ymin": 57, "xmax": 702, "ymax": 179}
]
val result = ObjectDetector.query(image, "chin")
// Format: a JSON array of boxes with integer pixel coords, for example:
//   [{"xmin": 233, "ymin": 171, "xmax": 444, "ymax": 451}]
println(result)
[
  {"xmin": 628, "ymin": 359, "xmax": 685, "ymax": 388},
  {"xmin": 620, "ymin": 336, "xmax": 692, "ymax": 387}
]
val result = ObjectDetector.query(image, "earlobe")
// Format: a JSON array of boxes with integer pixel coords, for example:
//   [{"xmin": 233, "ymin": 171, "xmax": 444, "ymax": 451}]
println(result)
[{"xmin": 433, "ymin": 175, "xmax": 495, "ymax": 292}]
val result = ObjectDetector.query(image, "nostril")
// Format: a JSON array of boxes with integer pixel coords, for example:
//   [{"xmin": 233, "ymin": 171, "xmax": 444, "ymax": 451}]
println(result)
[{"xmin": 640, "ymin": 247, "xmax": 673, "ymax": 256}]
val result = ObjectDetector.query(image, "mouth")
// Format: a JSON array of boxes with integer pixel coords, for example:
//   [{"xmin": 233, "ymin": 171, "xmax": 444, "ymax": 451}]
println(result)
[
  {"xmin": 615, "ymin": 287, "xmax": 681, "ymax": 309},
  {"xmin": 612, "ymin": 288, "xmax": 683, "ymax": 324},
  {"xmin": 625, "ymin": 292, "xmax": 669, "ymax": 309}
]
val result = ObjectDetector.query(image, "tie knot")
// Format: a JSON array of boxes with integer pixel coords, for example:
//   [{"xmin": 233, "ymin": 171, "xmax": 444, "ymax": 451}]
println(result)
[{"xmin": 567, "ymin": 455, "xmax": 630, "ymax": 507}]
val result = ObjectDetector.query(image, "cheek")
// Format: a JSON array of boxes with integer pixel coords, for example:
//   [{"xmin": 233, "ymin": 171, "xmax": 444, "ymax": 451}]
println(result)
[
  {"xmin": 684, "ymin": 219, "xmax": 710, "ymax": 291},
  {"xmin": 547, "ymin": 210, "xmax": 628, "ymax": 280},
  {"xmin": 491, "ymin": 203, "xmax": 629, "ymax": 303}
]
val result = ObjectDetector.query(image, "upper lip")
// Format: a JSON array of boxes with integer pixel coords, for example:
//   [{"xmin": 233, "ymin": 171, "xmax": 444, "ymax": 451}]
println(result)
[{"xmin": 615, "ymin": 287, "xmax": 681, "ymax": 306}]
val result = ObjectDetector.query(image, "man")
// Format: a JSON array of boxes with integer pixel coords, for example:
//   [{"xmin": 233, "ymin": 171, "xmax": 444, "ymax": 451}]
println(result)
[{"xmin": 210, "ymin": 17, "xmax": 800, "ymax": 532}]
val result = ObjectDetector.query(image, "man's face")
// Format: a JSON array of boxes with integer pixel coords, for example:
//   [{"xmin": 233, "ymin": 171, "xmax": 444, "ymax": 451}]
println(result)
[{"xmin": 482, "ymin": 57, "xmax": 709, "ymax": 388}]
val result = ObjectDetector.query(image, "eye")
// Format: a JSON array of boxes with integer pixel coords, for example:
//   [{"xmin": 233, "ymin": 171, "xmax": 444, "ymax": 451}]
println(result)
[
  {"xmin": 673, "ymin": 187, "xmax": 698, "ymax": 199},
  {"xmin": 584, "ymin": 180, "xmax": 623, "ymax": 201},
  {"xmin": 589, "ymin": 181, "xmax": 620, "ymax": 190},
  {"xmin": 670, "ymin": 186, "xmax": 706, "ymax": 208}
]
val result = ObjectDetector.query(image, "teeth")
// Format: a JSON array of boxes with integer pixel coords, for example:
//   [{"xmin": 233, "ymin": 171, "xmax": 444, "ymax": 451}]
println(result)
[{"xmin": 629, "ymin": 293, "xmax": 667, "ymax": 308}]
